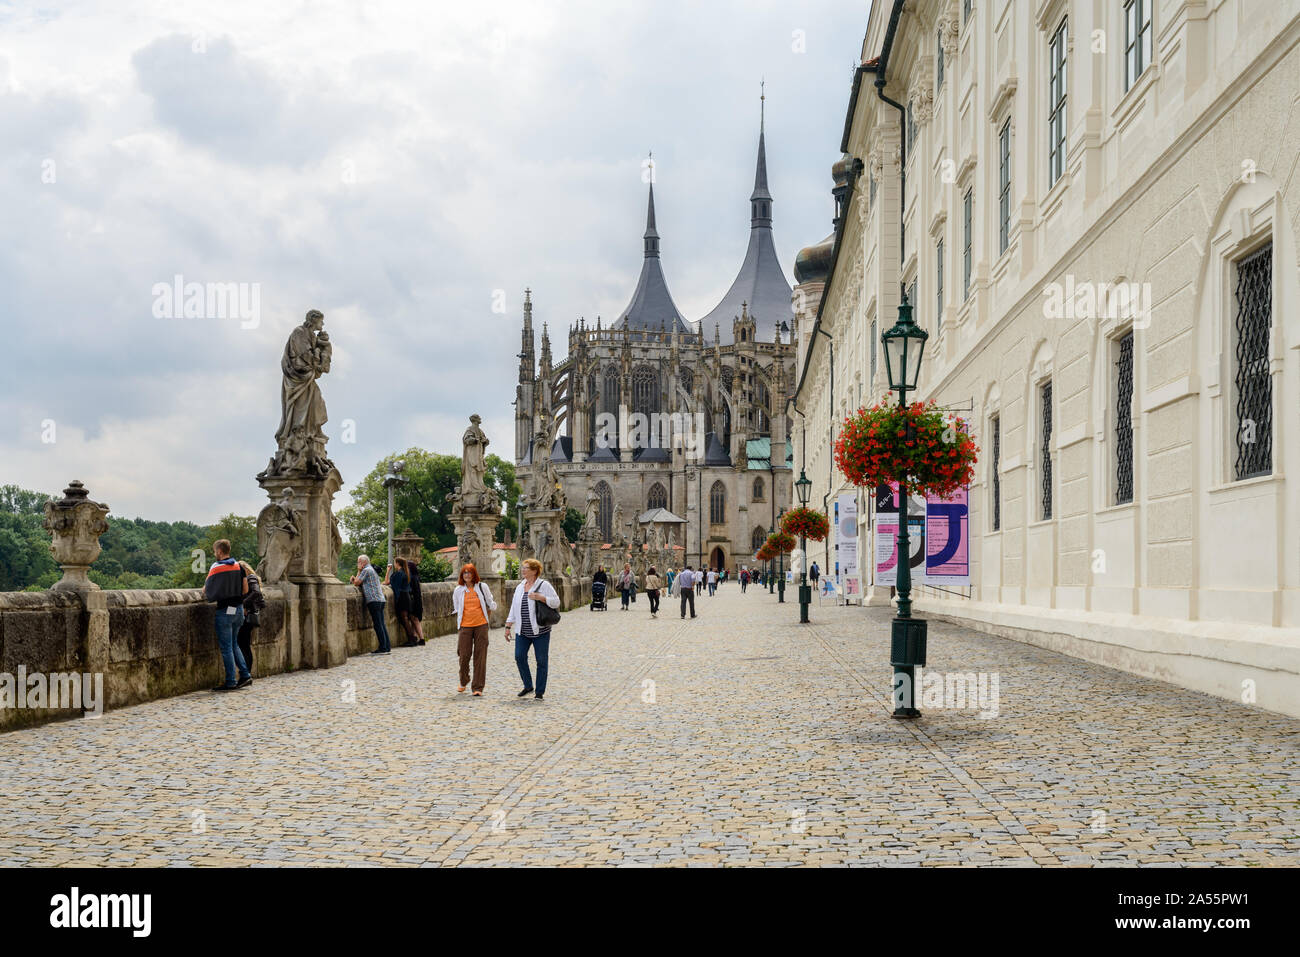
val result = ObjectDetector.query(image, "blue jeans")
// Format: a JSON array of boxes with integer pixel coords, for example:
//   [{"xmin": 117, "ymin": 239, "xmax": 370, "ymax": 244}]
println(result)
[
  {"xmin": 214, "ymin": 607, "xmax": 250, "ymax": 686},
  {"xmin": 367, "ymin": 601, "xmax": 392, "ymax": 652},
  {"xmin": 515, "ymin": 630, "xmax": 550, "ymax": 695}
]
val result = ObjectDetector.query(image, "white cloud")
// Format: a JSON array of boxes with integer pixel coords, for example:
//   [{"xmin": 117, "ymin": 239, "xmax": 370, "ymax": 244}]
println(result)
[{"xmin": 0, "ymin": 0, "xmax": 863, "ymax": 521}]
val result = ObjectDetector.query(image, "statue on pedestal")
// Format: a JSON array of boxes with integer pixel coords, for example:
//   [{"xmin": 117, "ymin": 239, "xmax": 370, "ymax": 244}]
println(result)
[{"xmin": 261, "ymin": 310, "xmax": 336, "ymax": 480}]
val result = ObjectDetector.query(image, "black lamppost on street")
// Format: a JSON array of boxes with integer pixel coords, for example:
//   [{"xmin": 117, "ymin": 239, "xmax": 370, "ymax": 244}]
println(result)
[
  {"xmin": 881, "ymin": 292, "xmax": 929, "ymax": 719},
  {"xmin": 795, "ymin": 470, "xmax": 812, "ymax": 623},
  {"xmin": 382, "ymin": 459, "xmax": 407, "ymax": 569},
  {"xmin": 776, "ymin": 507, "xmax": 787, "ymax": 603}
]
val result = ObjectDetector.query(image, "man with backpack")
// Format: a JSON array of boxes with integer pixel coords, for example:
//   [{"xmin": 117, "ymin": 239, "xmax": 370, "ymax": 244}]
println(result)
[{"xmin": 204, "ymin": 539, "xmax": 252, "ymax": 691}]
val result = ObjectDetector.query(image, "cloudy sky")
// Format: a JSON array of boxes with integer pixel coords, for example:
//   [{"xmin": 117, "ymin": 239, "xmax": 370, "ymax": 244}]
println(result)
[{"xmin": 0, "ymin": 0, "xmax": 867, "ymax": 524}]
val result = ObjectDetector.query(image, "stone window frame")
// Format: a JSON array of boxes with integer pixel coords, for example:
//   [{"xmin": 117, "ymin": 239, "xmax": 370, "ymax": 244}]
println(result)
[
  {"xmin": 709, "ymin": 481, "xmax": 727, "ymax": 526},
  {"xmin": 1123, "ymin": 0, "xmax": 1154, "ymax": 93},
  {"xmin": 752, "ymin": 477, "xmax": 766, "ymax": 503},
  {"xmin": 1203, "ymin": 180, "xmax": 1285, "ymax": 492},
  {"xmin": 647, "ymin": 482, "xmax": 667, "ymax": 511},
  {"xmin": 1025, "ymin": 340, "xmax": 1056, "ymax": 527},
  {"xmin": 1047, "ymin": 14, "xmax": 1069, "ymax": 189}
]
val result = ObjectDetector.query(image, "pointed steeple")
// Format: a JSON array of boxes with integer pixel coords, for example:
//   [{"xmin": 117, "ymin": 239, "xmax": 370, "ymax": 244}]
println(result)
[
  {"xmin": 750, "ymin": 83, "xmax": 772, "ymax": 227},
  {"xmin": 619, "ymin": 169, "xmax": 689, "ymax": 334},
  {"xmin": 644, "ymin": 178, "xmax": 661, "ymax": 258}
]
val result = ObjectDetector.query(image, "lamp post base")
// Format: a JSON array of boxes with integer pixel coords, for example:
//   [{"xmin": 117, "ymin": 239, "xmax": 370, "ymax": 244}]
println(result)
[
  {"xmin": 798, "ymin": 583, "xmax": 811, "ymax": 623},
  {"xmin": 889, "ymin": 619, "xmax": 928, "ymax": 719}
]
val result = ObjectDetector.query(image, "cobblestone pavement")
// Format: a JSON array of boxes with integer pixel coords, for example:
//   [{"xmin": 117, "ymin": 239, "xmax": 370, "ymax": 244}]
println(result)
[{"xmin": 2, "ymin": 586, "xmax": 1297, "ymax": 866}]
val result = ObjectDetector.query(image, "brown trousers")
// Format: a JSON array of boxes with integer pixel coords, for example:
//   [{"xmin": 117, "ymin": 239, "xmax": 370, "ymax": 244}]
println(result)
[{"xmin": 457, "ymin": 624, "xmax": 490, "ymax": 692}]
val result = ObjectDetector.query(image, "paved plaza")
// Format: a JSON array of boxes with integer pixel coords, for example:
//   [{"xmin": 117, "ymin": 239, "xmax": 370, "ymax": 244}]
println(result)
[{"xmin": 2, "ymin": 585, "xmax": 1297, "ymax": 867}]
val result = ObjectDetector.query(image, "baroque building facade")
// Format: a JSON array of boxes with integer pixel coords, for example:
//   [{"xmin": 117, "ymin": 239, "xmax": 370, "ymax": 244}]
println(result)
[
  {"xmin": 515, "ymin": 107, "xmax": 796, "ymax": 573},
  {"xmin": 792, "ymin": 0, "xmax": 1300, "ymax": 716}
]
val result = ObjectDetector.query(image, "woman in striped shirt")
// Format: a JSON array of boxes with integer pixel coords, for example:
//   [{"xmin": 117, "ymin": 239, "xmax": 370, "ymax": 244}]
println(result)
[{"xmin": 505, "ymin": 558, "xmax": 561, "ymax": 701}]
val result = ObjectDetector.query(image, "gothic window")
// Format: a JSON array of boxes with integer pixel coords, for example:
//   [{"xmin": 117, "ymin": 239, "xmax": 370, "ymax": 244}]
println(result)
[
  {"xmin": 755, "ymin": 378, "xmax": 770, "ymax": 434},
  {"xmin": 1233, "ymin": 243, "xmax": 1273, "ymax": 480},
  {"xmin": 721, "ymin": 366, "xmax": 734, "ymax": 394},
  {"xmin": 753, "ymin": 477, "xmax": 765, "ymax": 502},
  {"xmin": 647, "ymin": 483, "xmax": 667, "ymax": 511},
  {"xmin": 709, "ymin": 481, "xmax": 726, "ymax": 525},
  {"xmin": 632, "ymin": 365, "xmax": 659, "ymax": 418},
  {"xmin": 596, "ymin": 481, "xmax": 613, "ymax": 542},
  {"xmin": 602, "ymin": 367, "xmax": 620, "ymax": 416},
  {"xmin": 751, "ymin": 526, "xmax": 766, "ymax": 551},
  {"xmin": 679, "ymin": 366, "xmax": 694, "ymax": 396}
]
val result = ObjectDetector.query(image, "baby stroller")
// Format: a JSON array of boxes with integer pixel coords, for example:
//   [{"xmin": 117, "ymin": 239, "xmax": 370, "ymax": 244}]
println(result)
[{"xmin": 590, "ymin": 580, "xmax": 608, "ymax": 611}]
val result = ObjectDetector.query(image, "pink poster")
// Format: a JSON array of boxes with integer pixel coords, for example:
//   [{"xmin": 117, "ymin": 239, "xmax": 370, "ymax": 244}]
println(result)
[{"xmin": 923, "ymin": 487, "xmax": 969, "ymax": 586}]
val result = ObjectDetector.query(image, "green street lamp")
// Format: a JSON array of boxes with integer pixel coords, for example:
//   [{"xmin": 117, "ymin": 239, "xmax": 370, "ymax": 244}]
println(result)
[
  {"xmin": 795, "ymin": 470, "xmax": 813, "ymax": 623},
  {"xmin": 776, "ymin": 507, "xmax": 787, "ymax": 603},
  {"xmin": 882, "ymin": 292, "xmax": 929, "ymax": 719},
  {"xmin": 382, "ymin": 459, "xmax": 407, "ymax": 569}
]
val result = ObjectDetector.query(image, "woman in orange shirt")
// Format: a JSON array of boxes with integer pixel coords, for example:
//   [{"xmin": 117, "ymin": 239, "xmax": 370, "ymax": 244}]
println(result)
[{"xmin": 453, "ymin": 563, "xmax": 497, "ymax": 695}]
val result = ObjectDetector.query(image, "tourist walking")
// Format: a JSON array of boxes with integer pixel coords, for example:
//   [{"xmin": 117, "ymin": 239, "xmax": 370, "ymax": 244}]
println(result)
[
  {"xmin": 235, "ymin": 560, "xmax": 264, "ymax": 677},
  {"xmin": 385, "ymin": 558, "xmax": 420, "ymax": 647},
  {"xmin": 740, "ymin": 567, "xmax": 749, "ymax": 593},
  {"xmin": 506, "ymin": 558, "xmax": 561, "ymax": 701},
  {"xmin": 205, "ymin": 539, "xmax": 252, "ymax": 691},
  {"xmin": 707, "ymin": 568, "xmax": 718, "ymax": 596},
  {"xmin": 645, "ymin": 566, "xmax": 663, "ymax": 618},
  {"xmin": 678, "ymin": 565, "xmax": 697, "ymax": 619},
  {"xmin": 810, "ymin": 562, "xmax": 820, "ymax": 590},
  {"xmin": 666, "ymin": 567, "xmax": 676, "ymax": 595},
  {"xmin": 352, "ymin": 555, "xmax": 392, "ymax": 654},
  {"xmin": 407, "ymin": 560, "xmax": 427, "ymax": 645},
  {"xmin": 617, "ymin": 562, "xmax": 634, "ymax": 610},
  {"xmin": 453, "ymin": 563, "xmax": 496, "ymax": 695}
]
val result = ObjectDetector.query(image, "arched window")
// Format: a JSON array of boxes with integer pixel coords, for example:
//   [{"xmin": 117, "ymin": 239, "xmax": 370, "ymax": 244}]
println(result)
[
  {"xmin": 647, "ymin": 482, "xmax": 667, "ymax": 511},
  {"xmin": 752, "ymin": 477, "xmax": 765, "ymax": 501},
  {"xmin": 632, "ymin": 365, "xmax": 659, "ymax": 417},
  {"xmin": 679, "ymin": 367, "xmax": 694, "ymax": 396},
  {"xmin": 751, "ymin": 526, "xmax": 766, "ymax": 551},
  {"xmin": 755, "ymin": 378, "xmax": 770, "ymax": 434},
  {"xmin": 602, "ymin": 367, "xmax": 620, "ymax": 416},
  {"xmin": 596, "ymin": 481, "xmax": 614, "ymax": 542},
  {"xmin": 709, "ymin": 481, "xmax": 726, "ymax": 525}
]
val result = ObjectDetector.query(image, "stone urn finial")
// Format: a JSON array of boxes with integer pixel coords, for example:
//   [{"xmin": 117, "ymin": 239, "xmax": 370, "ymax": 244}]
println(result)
[{"xmin": 43, "ymin": 480, "xmax": 111, "ymax": 591}]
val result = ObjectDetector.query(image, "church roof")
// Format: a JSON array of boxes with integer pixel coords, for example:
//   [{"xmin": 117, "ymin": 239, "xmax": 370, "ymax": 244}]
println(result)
[
  {"xmin": 745, "ymin": 437, "xmax": 793, "ymax": 470},
  {"xmin": 695, "ymin": 99, "xmax": 793, "ymax": 345},
  {"xmin": 702, "ymin": 432, "xmax": 731, "ymax": 466},
  {"xmin": 638, "ymin": 507, "xmax": 687, "ymax": 524},
  {"xmin": 618, "ymin": 181, "xmax": 691, "ymax": 334}
]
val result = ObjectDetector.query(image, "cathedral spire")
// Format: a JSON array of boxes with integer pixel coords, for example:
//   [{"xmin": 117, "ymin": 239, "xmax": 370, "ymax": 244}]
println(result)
[
  {"xmin": 750, "ymin": 84, "xmax": 772, "ymax": 228},
  {"xmin": 644, "ymin": 176, "xmax": 661, "ymax": 259}
]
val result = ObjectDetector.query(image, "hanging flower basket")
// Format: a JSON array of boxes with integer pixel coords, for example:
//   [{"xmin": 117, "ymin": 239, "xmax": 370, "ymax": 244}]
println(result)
[
  {"xmin": 755, "ymin": 545, "xmax": 774, "ymax": 563},
  {"xmin": 780, "ymin": 506, "xmax": 830, "ymax": 542},
  {"xmin": 765, "ymin": 531, "xmax": 796, "ymax": 555},
  {"xmin": 834, "ymin": 398, "xmax": 979, "ymax": 498}
]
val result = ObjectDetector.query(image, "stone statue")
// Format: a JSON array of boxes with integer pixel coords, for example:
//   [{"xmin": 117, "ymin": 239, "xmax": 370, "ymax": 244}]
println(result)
[
  {"xmin": 612, "ymin": 502, "xmax": 626, "ymax": 546},
  {"xmin": 257, "ymin": 487, "xmax": 302, "ymax": 582},
  {"xmin": 531, "ymin": 427, "xmax": 565, "ymax": 511},
  {"xmin": 583, "ymin": 480, "xmax": 600, "ymax": 529},
  {"xmin": 262, "ymin": 309, "xmax": 335, "ymax": 479},
  {"xmin": 458, "ymin": 526, "xmax": 481, "ymax": 569},
  {"xmin": 459, "ymin": 414, "xmax": 496, "ymax": 509}
]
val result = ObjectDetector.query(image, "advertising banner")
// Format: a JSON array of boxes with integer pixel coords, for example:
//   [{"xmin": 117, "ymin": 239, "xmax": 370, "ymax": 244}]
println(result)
[
  {"xmin": 923, "ymin": 487, "xmax": 970, "ymax": 586},
  {"xmin": 835, "ymin": 492, "xmax": 858, "ymax": 595},
  {"xmin": 874, "ymin": 483, "xmax": 927, "ymax": 587}
]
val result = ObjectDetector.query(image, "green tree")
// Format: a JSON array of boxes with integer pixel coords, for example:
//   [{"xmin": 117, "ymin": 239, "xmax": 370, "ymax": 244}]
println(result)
[
  {"xmin": 562, "ymin": 507, "xmax": 584, "ymax": 543},
  {"xmin": 169, "ymin": 514, "xmax": 258, "ymax": 587},
  {"xmin": 338, "ymin": 449, "xmax": 462, "ymax": 563}
]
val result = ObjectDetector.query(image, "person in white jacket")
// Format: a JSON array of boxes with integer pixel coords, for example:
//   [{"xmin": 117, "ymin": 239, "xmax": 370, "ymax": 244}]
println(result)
[
  {"xmin": 452, "ymin": 563, "xmax": 497, "ymax": 695},
  {"xmin": 505, "ymin": 558, "xmax": 561, "ymax": 701}
]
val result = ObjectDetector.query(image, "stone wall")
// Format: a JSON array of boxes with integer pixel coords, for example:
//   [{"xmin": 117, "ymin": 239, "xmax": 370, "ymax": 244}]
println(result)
[{"xmin": 1, "ymin": 576, "xmax": 592, "ymax": 732}]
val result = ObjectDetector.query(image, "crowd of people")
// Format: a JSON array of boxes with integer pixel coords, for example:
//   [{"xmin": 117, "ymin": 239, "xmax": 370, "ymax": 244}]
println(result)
[{"xmin": 206, "ymin": 541, "xmax": 796, "ymax": 700}]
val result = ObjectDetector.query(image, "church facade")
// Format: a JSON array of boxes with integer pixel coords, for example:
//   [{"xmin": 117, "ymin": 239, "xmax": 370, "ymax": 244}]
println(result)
[{"xmin": 514, "ymin": 108, "xmax": 796, "ymax": 573}]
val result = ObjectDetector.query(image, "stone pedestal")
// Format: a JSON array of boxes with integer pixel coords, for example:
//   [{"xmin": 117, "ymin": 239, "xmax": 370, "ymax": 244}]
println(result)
[
  {"xmin": 257, "ymin": 467, "xmax": 348, "ymax": 668},
  {"xmin": 43, "ymin": 481, "xmax": 110, "ymax": 592},
  {"xmin": 525, "ymin": 507, "xmax": 573, "ymax": 578},
  {"xmin": 393, "ymin": 528, "xmax": 424, "ymax": 567},
  {"xmin": 257, "ymin": 468, "xmax": 344, "ymax": 584},
  {"xmin": 451, "ymin": 510, "xmax": 499, "ymax": 576}
]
